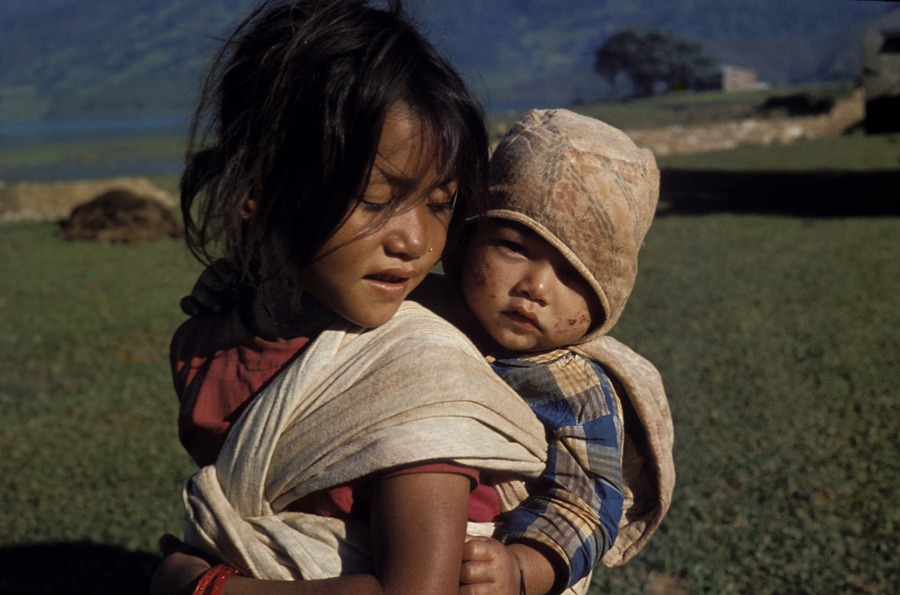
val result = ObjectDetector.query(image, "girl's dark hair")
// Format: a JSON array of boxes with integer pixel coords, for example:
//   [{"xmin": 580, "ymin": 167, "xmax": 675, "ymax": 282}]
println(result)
[{"xmin": 181, "ymin": 0, "xmax": 489, "ymax": 277}]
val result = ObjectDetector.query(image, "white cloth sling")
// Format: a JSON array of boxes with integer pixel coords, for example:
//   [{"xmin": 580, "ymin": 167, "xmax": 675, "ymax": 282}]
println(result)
[
  {"xmin": 573, "ymin": 335, "xmax": 675, "ymax": 568},
  {"xmin": 551, "ymin": 337, "xmax": 674, "ymax": 595},
  {"xmin": 182, "ymin": 302, "xmax": 548, "ymax": 580}
]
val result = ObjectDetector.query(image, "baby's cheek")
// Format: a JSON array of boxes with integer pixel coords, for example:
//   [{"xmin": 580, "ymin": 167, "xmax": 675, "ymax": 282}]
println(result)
[
  {"xmin": 468, "ymin": 261, "xmax": 490, "ymax": 287},
  {"xmin": 558, "ymin": 313, "xmax": 592, "ymax": 336}
]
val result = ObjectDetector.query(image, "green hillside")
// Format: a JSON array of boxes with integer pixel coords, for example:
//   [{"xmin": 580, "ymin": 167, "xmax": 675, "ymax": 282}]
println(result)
[
  {"xmin": 0, "ymin": 0, "xmax": 253, "ymax": 118},
  {"xmin": 0, "ymin": 0, "xmax": 896, "ymax": 120}
]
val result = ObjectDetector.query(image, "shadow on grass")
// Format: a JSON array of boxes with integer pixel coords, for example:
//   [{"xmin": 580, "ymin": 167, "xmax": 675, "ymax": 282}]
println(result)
[
  {"xmin": 658, "ymin": 169, "xmax": 900, "ymax": 216},
  {"xmin": 0, "ymin": 542, "xmax": 160, "ymax": 594}
]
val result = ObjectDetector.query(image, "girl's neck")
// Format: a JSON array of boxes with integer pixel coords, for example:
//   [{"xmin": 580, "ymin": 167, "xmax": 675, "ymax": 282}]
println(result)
[{"xmin": 241, "ymin": 289, "xmax": 339, "ymax": 341}]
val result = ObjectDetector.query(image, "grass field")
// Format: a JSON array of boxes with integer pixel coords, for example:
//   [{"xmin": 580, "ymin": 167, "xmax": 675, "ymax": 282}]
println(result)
[
  {"xmin": 589, "ymin": 212, "xmax": 899, "ymax": 594},
  {"xmin": 1, "ymin": 93, "xmax": 898, "ymax": 592},
  {"xmin": 1, "ymin": 203, "xmax": 897, "ymax": 593}
]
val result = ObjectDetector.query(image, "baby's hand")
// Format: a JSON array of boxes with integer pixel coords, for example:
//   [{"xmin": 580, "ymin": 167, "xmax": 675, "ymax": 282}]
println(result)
[{"xmin": 459, "ymin": 537, "xmax": 522, "ymax": 595}]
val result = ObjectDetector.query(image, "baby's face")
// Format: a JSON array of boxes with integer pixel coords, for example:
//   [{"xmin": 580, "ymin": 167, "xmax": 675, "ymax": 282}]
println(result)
[{"xmin": 462, "ymin": 220, "xmax": 600, "ymax": 353}]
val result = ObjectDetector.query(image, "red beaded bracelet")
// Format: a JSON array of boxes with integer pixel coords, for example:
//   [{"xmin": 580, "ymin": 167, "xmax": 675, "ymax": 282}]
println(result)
[{"xmin": 193, "ymin": 564, "xmax": 241, "ymax": 595}]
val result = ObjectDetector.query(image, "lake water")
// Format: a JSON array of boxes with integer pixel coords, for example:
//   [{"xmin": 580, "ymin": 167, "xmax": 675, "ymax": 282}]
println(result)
[
  {"xmin": 0, "ymin": 114, "xmax": 190, "ymax": 138},
  {"xmin": 0, "ymin": 115, "xmax": 189, "ymax": 183}
]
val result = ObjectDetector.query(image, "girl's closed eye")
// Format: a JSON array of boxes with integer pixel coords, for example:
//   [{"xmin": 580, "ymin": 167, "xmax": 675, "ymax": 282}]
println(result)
[
  {"xmin": 427, "ymin": 198, "xmax": 454, "ymax": 215},
  {"xmin": 359, "ymin": 196, "xmax": 394, "ymax": 211},
  {"xmin": 429, "ymin": 183, "xmax": 458, "ymax": 207},
  {"xmin": 422, "ymin": 185, "xmax": 457, "ymax": 219},
  {"xmin": 358, "ymin": 176, "xmax": 395, "ymax": 211},
  {"xmin": 359, "ymin": 194, "xmax": 454, "ymax": 215}
]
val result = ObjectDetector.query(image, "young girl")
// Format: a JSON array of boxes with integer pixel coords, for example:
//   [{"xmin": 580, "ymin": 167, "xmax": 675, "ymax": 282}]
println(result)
[{"xmin": 151, "ymin": 1, "xmax": 548, "ymax": 594}]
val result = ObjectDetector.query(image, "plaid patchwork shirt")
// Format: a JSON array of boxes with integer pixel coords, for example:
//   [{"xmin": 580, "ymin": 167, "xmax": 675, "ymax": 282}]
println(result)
[{"xmin": 490, "ymin": 348, "xmax": 625, "ymax": 590}]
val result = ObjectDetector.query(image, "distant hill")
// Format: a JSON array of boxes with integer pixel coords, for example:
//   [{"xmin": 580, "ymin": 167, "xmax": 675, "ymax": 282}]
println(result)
[
  {"xmin": 1, "ymin": 0, "xmax": 897, "ymax": 120},
  {"xmin": 0, "ymin": 0, "xmax": 254, "ymax": 119}
]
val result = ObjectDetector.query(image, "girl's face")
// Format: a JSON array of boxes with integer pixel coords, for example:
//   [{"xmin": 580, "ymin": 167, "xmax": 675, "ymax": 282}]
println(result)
[
  {"xmin": 301, "ymin": 106, "xmax": 457, "ymax": 328},
  {"xmin": 462, "ymin": 220, "xmax": 601, "ymax": 353}
]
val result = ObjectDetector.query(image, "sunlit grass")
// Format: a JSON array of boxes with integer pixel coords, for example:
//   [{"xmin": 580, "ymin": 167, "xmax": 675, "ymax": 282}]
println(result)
[
  {"xmin": 589, "ymin": 214, "xmax": 899, "ymax": 593},
  {"xmin": 0, "ymin": 223, "xmax": 199, "ymax": 557},
  {"xmin": 658, "ymin": 131, "xmax": 900, "ymax": 172}
]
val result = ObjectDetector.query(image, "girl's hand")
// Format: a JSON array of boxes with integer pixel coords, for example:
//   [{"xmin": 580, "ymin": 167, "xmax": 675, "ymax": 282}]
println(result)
[
  {"xmin": 458, "ymin": 537, "xmax": 521, "ymax": 595},
  {"xmin": 150, "ymin": 534, "xmax": 212, "ymax": 595}
]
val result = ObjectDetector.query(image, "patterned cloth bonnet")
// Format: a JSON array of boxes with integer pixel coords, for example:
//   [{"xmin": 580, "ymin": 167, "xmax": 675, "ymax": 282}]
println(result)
[{"xmin": 485, "ymin": 108, "xmax": 660, "ymax": 341}]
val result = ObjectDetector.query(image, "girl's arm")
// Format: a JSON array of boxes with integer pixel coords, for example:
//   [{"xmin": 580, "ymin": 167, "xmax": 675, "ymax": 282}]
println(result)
[
  {"xmin": 372, "ymin": 471, "xmax": 472, "ymax": 594},
  {"xmin": 151, "ymin": 472, "xmax": 472, "ymax": 595}
]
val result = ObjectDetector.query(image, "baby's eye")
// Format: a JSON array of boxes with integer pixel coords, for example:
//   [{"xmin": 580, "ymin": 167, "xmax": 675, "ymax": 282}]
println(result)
[
  {"xmin": 556, "ymin": 260, "xmax": 590, "ymax": 288},
  {"xmin": 496, "ymin": 239, "xmax": 526, "ymax": 255},
  {"xmin": 559, "ymin": 267, "xmax": 583, "ymax": 285}
]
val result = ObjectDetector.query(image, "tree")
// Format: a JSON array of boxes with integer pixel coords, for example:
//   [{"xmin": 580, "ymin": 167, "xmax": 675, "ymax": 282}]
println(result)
[{"xmin": 594, "ymin": 29, "xmax": 717, "ymax": 98}]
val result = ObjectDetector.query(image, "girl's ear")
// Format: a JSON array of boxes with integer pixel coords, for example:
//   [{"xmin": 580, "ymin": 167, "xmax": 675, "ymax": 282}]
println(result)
[{"xmin": 241, "ymin": 198, "xmax": 257, "ymax": 220}]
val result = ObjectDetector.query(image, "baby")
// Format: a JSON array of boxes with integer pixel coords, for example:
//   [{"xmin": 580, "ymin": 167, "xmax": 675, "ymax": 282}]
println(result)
[{"xmin": 421, "ymin": 108, "xmax": 674, "ymax": 594}]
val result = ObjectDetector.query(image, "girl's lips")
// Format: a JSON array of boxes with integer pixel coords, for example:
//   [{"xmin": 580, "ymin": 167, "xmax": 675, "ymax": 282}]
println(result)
[
  {"xmin": 368, "ymin": 273, "xmax": 410, "ymax": 283},
  {"xmin": 364, "ymin": 270, "xmax": 416, "ymax": 298}
]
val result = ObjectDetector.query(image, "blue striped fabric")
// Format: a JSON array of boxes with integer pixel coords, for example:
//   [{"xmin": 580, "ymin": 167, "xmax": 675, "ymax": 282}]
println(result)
[{"xmin": 490, "ymin": 348, "xmax": 625, "ymax": 590}]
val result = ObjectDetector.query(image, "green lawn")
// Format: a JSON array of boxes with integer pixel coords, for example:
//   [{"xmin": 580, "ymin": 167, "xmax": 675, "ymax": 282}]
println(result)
[
  {"xmin": 589, "ymin": 212, "xmax": 899, "ymax": 594},
  {"xmin": 657, "ymin": 130, "xmax": 900, "ymax": 173},
  {"xmin": 0, "ymin": 224, "xmax": 200, "ymax": 592}
]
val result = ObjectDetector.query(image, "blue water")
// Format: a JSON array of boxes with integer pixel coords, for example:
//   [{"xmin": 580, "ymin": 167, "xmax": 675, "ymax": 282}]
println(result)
[
  {"xmin": 0, "ymin": 115, "xmax": 189, "ymax": 183},
  {"xmin": 0, "ymin": 114, "xmax": 190, "ymax": 138}
]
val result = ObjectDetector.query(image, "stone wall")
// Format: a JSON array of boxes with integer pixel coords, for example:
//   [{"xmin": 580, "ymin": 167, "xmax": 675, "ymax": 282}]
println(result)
[
  {"xmin": 0, "ymin": 176, "xmax": 176, "ymax": 223},
  {"xmin": 626, "ymin": 88, "xmax": 865, "ymax": 157}
]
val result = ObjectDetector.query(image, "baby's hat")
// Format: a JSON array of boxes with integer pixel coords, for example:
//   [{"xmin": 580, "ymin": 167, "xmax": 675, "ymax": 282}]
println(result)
[{"xmin": 487, "ymin": 109, "xmax": 659, "ymax": 341}]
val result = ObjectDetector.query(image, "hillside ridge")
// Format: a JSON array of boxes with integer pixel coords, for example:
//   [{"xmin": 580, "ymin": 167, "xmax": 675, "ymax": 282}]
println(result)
[{"xmin": 0, "ymin": 0, "xmax": 896, "ymax": 119}]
